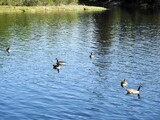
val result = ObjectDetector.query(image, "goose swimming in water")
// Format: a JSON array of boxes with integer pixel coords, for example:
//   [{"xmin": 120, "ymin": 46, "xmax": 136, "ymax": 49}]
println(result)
[
  {"xmin": 121, "ymin": 79, "xmax": 128, "ymax": 87},
  {"xmin": 53, "ymin": 63, "xmax": 60, "ymax": 70},
  {"xmin": 126, "ymin": 85, "xmax": 142, "ymax": 94},
  {"xmin": 6, "ymin": 47, "xmax": 11, "ymax": 54},
  {"xmin": 53, "ymin": 63, "xmax": 61, "ymax": 73},
  {"xmin": 56, "ymin": 58, "xmax": 66, "ymax": 65},
  {"xmin": 89, "ymin": 52, "xmax": 94, "ymax": 59}
]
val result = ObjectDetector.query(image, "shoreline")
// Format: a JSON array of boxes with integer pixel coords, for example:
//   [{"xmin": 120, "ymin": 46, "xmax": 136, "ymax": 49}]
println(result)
[{"xmin": 0, "ymin": 5, "xmax": 107, "ymax": 13}]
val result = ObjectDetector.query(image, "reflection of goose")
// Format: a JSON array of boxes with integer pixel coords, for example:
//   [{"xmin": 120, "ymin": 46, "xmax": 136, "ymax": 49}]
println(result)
[
  {"xmin": 127, "ymin": 85, "xmax": 142, "ymax": 94},
  {"xmin": 121, "ymin": 79, "xmax": 128, "ymax": 87},
  {"xmin": 89, "ymin": 52, "xmax": 94, "ymax": 59},
  {"xmin": 138, "ymin": 94, "xmax": 141, "ymax": 99},
  {"xmin": 56, "ymin": 58, "xmax": 66, "ymax": 65},
  {"xmin": 6, "ymin": 47, "xmax": 11, "ymax": 54}
]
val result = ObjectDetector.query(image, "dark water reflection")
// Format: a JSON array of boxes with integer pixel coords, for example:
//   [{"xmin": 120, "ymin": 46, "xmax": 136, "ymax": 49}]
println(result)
[{"xmin": 0, "ymin": 8, "xmax": 160, "ymax": 120}]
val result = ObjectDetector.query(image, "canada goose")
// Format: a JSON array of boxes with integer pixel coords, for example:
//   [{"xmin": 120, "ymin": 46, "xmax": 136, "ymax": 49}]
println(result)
[
  {"xmin": 121, "ymin": 79, "xmax": 128, "ymax": 87},
  {"xmin": 56, "ymin": 58, "xmax": 66, "ymax": 65},
  {"xmin": 53, "ymin": 64, "xmax": 60, "ymax": 70},
  {"xmin": 89, "ymin": 52, "xmax": 94, "ymax": 59},
  {"xmin": 6, "ymin": 47, "xmax": 11, "ymax": 54},
  {"xmin": 53, "ymin": 63, "xmax": 60, "ymax": 73},
  {"xmin": 127, "ymin": 85, "xmax": 142, "ymax": 94}
]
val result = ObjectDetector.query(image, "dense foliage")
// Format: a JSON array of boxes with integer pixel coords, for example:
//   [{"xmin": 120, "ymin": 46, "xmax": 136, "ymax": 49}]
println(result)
[
  {"xmin": 0, "ymin": 0, "xmax": 78, "ymax": 6},
  {"xmin": 0, "ymin": 0, "xmax": 159, "ymax": 8},
  {"xmin": 121, "ymin": 0, "xmax": 160, "ymax": 8},
  {"xmin": 79, "ymin": 0, "xmax": 160, "ymax": 8}
]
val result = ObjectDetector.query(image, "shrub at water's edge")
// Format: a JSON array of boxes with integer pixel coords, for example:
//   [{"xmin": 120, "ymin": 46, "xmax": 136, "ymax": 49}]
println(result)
[
  {"xmin": 0, "ymin": 5, "xmax": 107, "ymax": 13},
  {"xmin": 0, "ymin": 0, "xmax": 159, "ymax": 9},
  {"xmin": 0, "ymin": 0, "xmax": 79, "ymax": 6},
  {"xmin": 0, "ymin": 0, "xmax": 107, "ymax": 13}
]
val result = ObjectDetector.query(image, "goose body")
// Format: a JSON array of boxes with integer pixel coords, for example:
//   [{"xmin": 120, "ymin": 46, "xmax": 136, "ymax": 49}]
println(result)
[
  {"xmin": 56, "ymin": 58, "xmax": 66, "ymax": 65},
  {"xmin": 127, "ymin": 85, "xmax": 142, "ymax": 94},
  {"xmin": 53, "ymin": 64, "xmax": 61, "ymax": 70},
  {"xmin": 53, "ymin": 63, "xmax": 61, "ymax": 73},
  {"xmin": 6, "ymin": 47, "xmax": 11, "ymax": 53},
  {"xmin": 121, "ymin": 79, "xmax": 128, "ymax": 87},
  {"xmin": 89, "ymin": 52, "xmax": 94, "ymax": 59}
]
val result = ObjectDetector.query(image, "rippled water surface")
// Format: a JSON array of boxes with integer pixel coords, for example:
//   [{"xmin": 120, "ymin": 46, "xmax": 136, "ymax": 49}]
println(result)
[{"xmin": 0, "ymin": 8, "xmax": 160, "ymax": 120}]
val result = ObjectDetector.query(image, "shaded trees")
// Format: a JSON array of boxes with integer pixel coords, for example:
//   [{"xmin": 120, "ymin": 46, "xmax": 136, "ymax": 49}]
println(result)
[
  {"xmin": 121, "ymin": 0, "xmax": 160, "ymax": 8},
  {"xmin": 79, "ymin": 0, "xmax": 160, "ymax": 8}
]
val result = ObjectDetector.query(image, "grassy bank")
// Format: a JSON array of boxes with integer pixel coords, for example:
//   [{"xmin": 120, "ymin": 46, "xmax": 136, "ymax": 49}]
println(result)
[{"xmin": 0, "ymin": 5, "xmax": 107, "ymax": 13}]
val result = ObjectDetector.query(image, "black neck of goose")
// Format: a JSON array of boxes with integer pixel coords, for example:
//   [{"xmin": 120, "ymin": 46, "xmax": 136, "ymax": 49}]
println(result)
[{"xmin": 138, "ymin": 86, "xmax": 141, "ymax": 91}]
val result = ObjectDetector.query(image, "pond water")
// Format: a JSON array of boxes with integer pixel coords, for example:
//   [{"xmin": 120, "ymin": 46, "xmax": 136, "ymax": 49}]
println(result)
[{"xmin": 0, "ymin": 8, "xmax": 160, "ymax": 120}]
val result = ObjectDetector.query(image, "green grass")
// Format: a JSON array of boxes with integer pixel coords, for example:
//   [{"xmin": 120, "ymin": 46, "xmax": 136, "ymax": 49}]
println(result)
[{"xmin": 0, "ymin": 5, "xmax": 107, "ymax": 13}]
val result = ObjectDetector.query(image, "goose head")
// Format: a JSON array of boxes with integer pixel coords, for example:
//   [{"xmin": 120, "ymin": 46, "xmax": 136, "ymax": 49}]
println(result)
[
  {"xmin": 89, "ymin": 52, "xmax": 94, "ymax": 59},
  {"xmin": 121, "ymin": 79, "xmax": 128, "ymax": 87}
]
